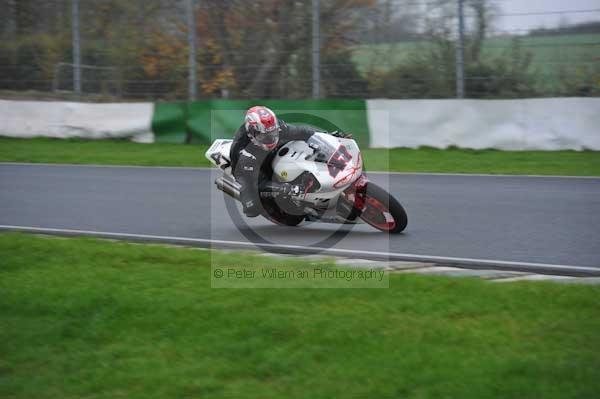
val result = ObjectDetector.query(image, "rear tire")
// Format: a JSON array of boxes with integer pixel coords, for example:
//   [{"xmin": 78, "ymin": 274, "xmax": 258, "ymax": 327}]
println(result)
[{"xmin": 360, "ymin": 183, "xmax": 407, "ymax": 234}]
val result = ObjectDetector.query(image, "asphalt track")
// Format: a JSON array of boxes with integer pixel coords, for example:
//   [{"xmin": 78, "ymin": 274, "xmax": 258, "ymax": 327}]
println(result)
[{"xmin": 1, "ymin": 163, "xmax": 599, "ymax": 274}]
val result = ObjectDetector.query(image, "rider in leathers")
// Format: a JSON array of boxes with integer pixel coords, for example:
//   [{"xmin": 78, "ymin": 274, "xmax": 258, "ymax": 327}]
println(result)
[{"xmin": 230, "ymin": 106, "xmax": 348, "ymax": 218}]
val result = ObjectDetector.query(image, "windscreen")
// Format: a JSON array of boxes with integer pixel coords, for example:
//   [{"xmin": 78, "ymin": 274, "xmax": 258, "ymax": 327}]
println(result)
[{"xmin": 306, "ymin": 134, "xmax": 337, "ymax": 163}]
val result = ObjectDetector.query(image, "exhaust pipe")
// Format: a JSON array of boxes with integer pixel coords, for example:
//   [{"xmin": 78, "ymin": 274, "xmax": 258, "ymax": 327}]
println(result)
[{"xmin": 215, "ymin": 177, "xmax": 241, "ymax": 200}]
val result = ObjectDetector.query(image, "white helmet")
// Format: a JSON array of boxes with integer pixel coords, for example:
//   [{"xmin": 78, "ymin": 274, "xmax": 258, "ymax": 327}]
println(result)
[{"xmin": 245, "ymin": 105, "xmax": 280, "ymax": 151}]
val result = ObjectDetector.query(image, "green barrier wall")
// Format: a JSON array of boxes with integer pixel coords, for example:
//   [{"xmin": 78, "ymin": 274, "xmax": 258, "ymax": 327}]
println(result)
[
  {"xmin": 150, "ymin": 102, "xmax": 188, "ymax": 143},
  {"xmin": 152, "ymin": 100, "xmax": 370, "ymax": 147}
]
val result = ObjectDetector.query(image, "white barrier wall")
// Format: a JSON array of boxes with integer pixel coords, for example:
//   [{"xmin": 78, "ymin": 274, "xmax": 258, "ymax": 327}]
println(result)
[
  {"xmin": 0, "ymin": 100, "xmax": 154, "ymax": 143},
  {"xmin": 367, "ymin": 98, "xmax": 600, "ymax": 150}
]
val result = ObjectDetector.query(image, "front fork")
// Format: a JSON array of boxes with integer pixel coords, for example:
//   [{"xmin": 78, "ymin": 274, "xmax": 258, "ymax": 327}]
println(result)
[{"xmin": 338, "ymin": 173, "xmax": 368, "ymax": 220}]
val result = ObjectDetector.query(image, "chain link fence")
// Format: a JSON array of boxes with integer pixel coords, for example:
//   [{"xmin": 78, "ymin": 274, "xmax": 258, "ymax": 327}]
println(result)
[{"xmin": 1, "ymin": 0, "xmax": 599, "ymax": 101}]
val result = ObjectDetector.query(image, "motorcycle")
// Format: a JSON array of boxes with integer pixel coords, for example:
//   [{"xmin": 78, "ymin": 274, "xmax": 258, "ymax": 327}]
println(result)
[{"xmin": 205, "ymin": 132, "xmax": 407, "ymax": 234}]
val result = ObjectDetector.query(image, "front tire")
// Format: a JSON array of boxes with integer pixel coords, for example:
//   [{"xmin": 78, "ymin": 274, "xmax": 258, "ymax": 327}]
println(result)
[{"xmin": 360, "ymin": 183, "xmax": 407, "ymax": 234}]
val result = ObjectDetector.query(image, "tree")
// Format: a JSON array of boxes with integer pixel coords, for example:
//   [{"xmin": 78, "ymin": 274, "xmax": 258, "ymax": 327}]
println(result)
[{"xmin": 193, "ymin": 0, "xmax": 374, "ymax": 98}]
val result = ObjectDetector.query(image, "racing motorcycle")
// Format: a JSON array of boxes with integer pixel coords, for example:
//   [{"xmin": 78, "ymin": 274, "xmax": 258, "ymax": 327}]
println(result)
[{"xmin": 206, "ymin": 132, "xmax": 407, "ymax": 234}]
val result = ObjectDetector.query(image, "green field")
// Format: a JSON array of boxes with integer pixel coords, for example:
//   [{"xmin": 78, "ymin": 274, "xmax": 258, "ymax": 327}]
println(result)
[
  {"xmin": 1, "ymin": 233, "xmax": 599, "ymax": 398},
  {"xmin": 352, "ymin": 33, "xmax": 600, "ymax": 91},
  {"xmin": 1, "ymin": 137, "xmax": 599, "ymax": 176}
]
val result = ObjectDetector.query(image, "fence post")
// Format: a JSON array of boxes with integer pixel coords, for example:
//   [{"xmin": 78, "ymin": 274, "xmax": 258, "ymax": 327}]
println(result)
[
  {"xmin": 72, "ymin": 0, "xmax": 81, "ymax": 95},
  {"xmin": 312, "ymin": 0, "xmax": 320, "ymax": 99},
  {"xmin": 455, "ymin": 0, "xmax": 465, "ymax": 99},
  {"xmin": 186, "ymin": 0, "xmax": 197, "ymax": 101},
  {"xmin": 184, "ymin": 0, "xmax": 198, "ymax": 144}
]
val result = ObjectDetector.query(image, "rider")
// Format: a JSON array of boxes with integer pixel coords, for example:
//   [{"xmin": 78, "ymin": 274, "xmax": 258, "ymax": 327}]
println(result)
[{"xmin": 230, "ymin": 105, "xmax": 348, "ymax": 218}]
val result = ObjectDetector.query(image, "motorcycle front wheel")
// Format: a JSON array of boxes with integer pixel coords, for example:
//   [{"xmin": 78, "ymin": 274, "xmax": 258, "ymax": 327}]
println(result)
[{"xmin": 359, "ymin": 183, "xmax": 407, "ymax": 234}]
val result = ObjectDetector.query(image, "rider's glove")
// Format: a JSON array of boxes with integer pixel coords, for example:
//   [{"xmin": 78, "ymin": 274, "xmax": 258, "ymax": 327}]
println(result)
[{"xmin": 330, "ymin": 130, "xmax": 353, "ymax": 139}]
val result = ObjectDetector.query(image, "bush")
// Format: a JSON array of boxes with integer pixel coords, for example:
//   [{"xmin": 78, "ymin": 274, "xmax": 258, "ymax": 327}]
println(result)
[
  {"xmin": 370, "ymin": 38, "xmax": 537, "ymax": 99},
  {"xmin": 369, "ymin": 61, "xmax": 451, "ymax": 98},
  {"xmin": 321, "ymin": 50, "xmax": 369, "ymax": 98},
  {"xmin": 0, "ymin": 35, "xmax": 68, "ymax": 92},
  {"xmin": 556, "ymin": 63, "xmax": 600, "ymax": 97}
]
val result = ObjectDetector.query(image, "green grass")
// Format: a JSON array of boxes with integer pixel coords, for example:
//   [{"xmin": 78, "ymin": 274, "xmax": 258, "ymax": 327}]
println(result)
[
  {"xmin": 2, "ymin": 137, "xmax": 600, "ymax": 175},
  {"xmin": 0, "ymin": 137, "xmax": 209, "ymax": 167},
  {"xmin": 1, "ymin": 233, "xmax": 600, "ymax": 398},
  {"xmin": 362, "ymin": 146, "xmax": 600, "ymax": 176}
]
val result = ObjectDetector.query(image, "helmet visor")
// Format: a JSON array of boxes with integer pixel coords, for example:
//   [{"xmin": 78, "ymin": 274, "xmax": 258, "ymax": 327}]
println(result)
[{"xmin": 254, "ymin": 127, "xmax": 279, "ymax": 148}]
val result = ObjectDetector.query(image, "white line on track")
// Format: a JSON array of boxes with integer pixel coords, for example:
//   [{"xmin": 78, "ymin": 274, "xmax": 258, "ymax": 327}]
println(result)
[
  {"xmin": 1, "ymin": 224, "xmax": 598, "ymax": 276},
  {"xmin": 1, "ymin": 162, "xmax": 599, "ymax": 179}
]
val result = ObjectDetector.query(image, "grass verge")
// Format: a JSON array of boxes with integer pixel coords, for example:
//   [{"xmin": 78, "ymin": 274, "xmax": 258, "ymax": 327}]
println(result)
[
  {"xmin": 1, "ymin": 232, "xmax": 599, "ymax": 398},
  {"xmin": 1, "ymin": 137, "xmax": 600, "ymax": 175}
]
